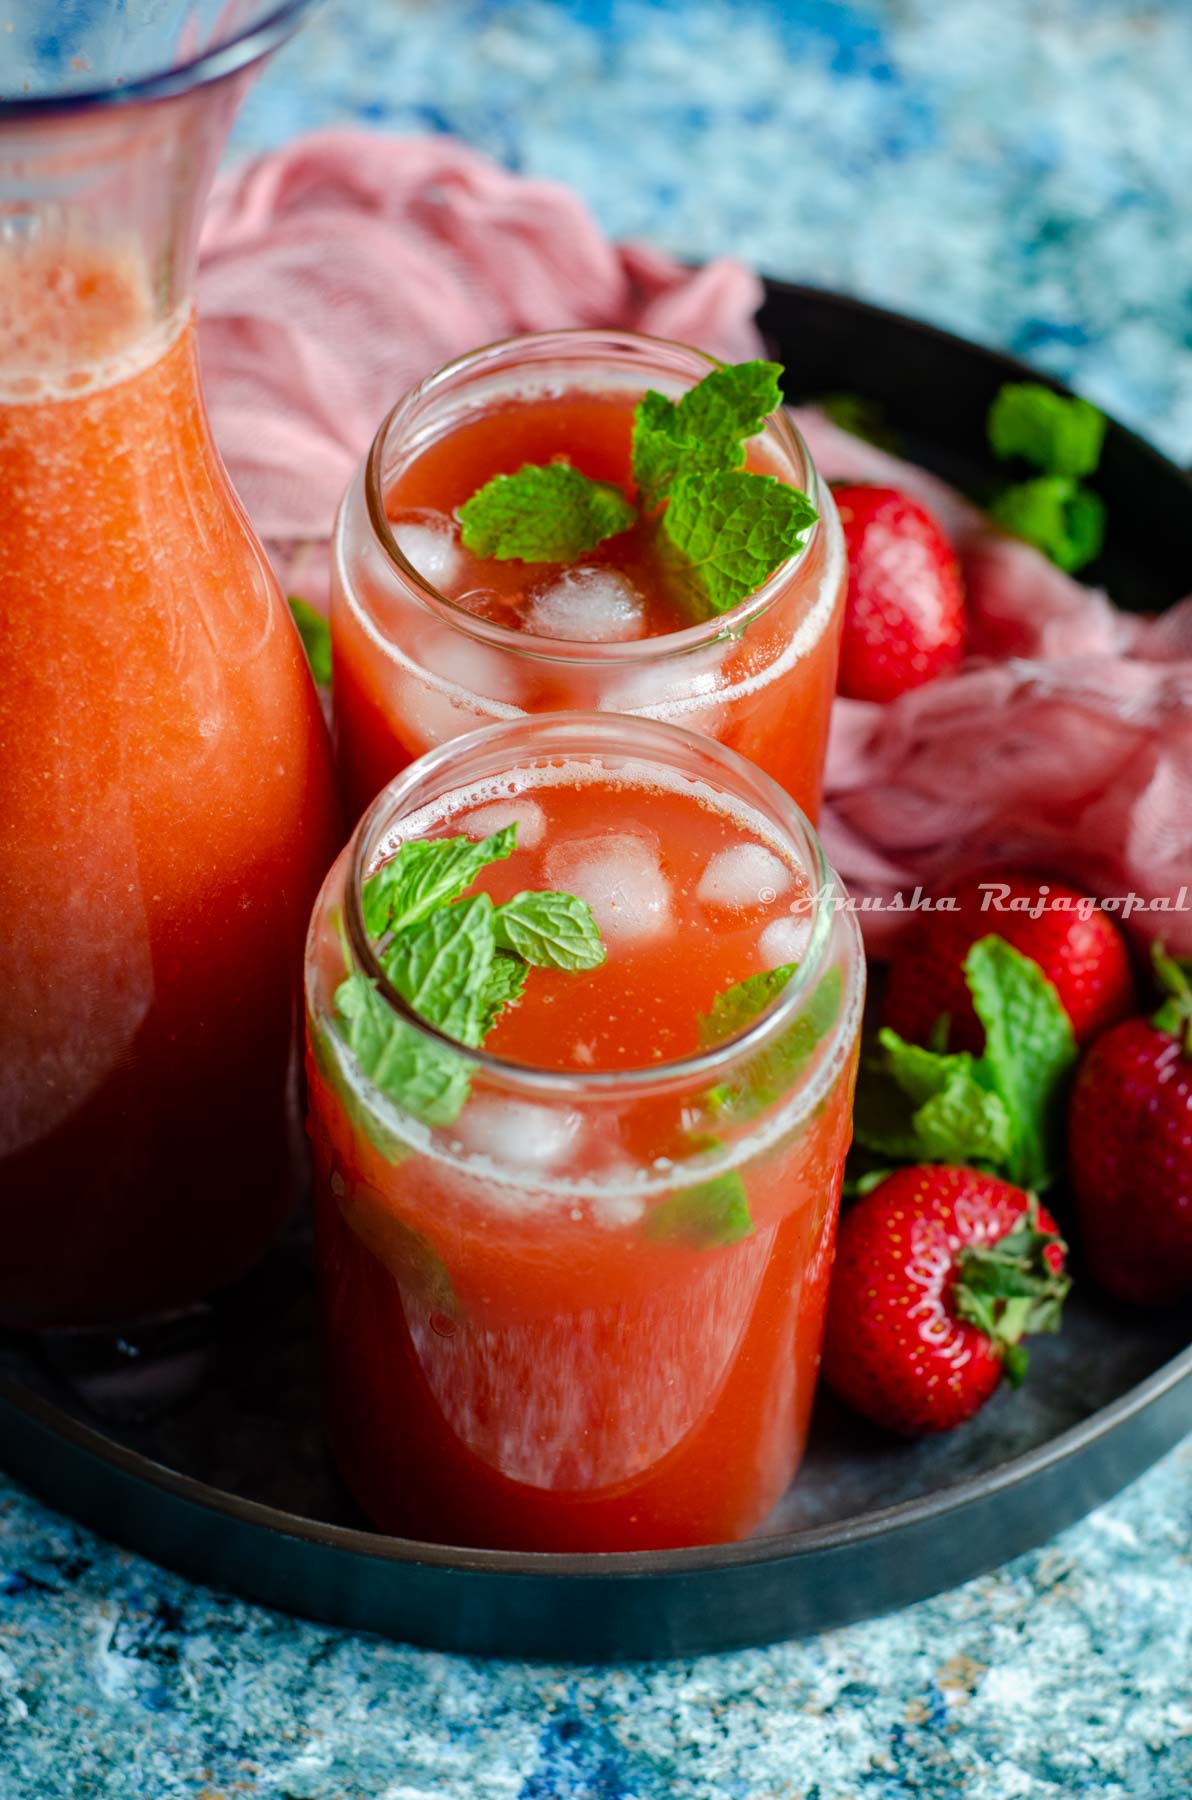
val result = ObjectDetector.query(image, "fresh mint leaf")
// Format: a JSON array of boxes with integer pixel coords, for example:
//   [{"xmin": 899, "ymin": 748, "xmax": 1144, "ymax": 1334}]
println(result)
[
  {"xmin": 494, "ymin": 890, "xmax": 606, "ymax": 971},
  {"xmin": 457, "ymin": 463, "xmax": 635, "ymax": 563},
  {"xmin": 988, "ymin": 383, "xmax": 1106, "ymax": 479},
  {"xmin": 380, "ymin": 892, "xmax": 497, "ymax": 1049},
  {"xmin": 362, "ymin": 826, "xmax": 516, "ymax": 940},
  {"xmin": 990, "ymin": 476, "xmax": 1105, "ymax": 573},
  {"xmin": 333, "ymin": 970, "xmax": 472, "ymax": 1130},
  {"xmin": 853, "ymin": 1031, "xmax": 1015, "ymax": 1168},
  {"xmin": 479, "ymin": 952, "xmax": 528, "ymax": 1036},
  {"xmin": 964, "ymin": 936, "xmax": 1077, "ymax": 1191},
  {"xmin": 698, "ymin": 963, "xmax": 798, "ymax": 1047},
  {"xmin": 705, "ymin": 965, "xmax": 843, "ymax": 1125},
  {"xmin": 644, "ymin": 1168, "xmax": 753, "ymax": 1249},
  {"xmin": 288, "ymin": 595, "xmax": 332, "ymax": 686},
  {"xmin": 661, "ymin": 469, "xmax": 818, "ymax": 614},
  {"xmin": 632, "ymin": 360, "xmax": 784, "ymax": 509}
]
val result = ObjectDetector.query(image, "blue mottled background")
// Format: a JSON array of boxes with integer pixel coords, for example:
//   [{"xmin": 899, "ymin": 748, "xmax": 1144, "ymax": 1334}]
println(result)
[{"xmin": 4, "ymin": 2, "xmax": 1192, "ymax": 1794}]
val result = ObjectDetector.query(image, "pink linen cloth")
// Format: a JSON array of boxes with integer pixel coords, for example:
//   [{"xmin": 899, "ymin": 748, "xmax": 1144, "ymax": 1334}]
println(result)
[{"xmin": 197, "ymin": 130, "xmax": 1192, "ymax": 953}]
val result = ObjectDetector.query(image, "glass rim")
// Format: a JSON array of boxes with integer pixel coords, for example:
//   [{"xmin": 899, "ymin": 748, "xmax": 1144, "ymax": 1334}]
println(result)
[
  {"xmin": 343, "ymin": 711, "xmax": 844, "ymax": 1100},
  {"xmin": 0, "ymin": 0, "xmax": 321, "ymax": 119},
  {"xmin": 361, "ymin": 326, "xmax": 823, "ymax": 669}
]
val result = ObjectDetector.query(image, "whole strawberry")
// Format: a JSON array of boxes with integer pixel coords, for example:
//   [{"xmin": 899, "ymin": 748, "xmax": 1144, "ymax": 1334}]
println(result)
[
  {"xmin": 834, "ymin": 485, "xmax": 965, "ymax": 702},
  {"xmin": 1068, "ymin": 947, "xmax": 1192, "ymax": 1306},
  {"xmin": 883, "ymin": 869, "xmax": 1136, "ymax": 1053},
  {"xmin": 822, "ymin": 1166, "xmax": 1069, "ymax": 1435}
]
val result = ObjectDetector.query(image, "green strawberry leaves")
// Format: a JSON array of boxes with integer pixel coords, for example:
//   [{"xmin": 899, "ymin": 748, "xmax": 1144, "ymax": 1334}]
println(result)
[
  {"xmin": 288, "ymin": 595, "xmax": 332, "ymax": 686},
  {"xmin": 853, "ymin": 935, "xmax": 1077, "ymax": 1191},
  {"xmin": 988, "ymin": 478, "xmax": 1106, "ymax": 574},
  {"xmin": 457, "ymin": 463, "xmax": 635, "ymax": 562},
  {"xmin": 952, "ymin": 1195, "xmax": 1071, "ymax": 1387}
]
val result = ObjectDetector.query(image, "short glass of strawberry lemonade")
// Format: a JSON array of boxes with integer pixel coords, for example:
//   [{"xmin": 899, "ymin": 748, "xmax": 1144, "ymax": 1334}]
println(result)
[
  {"xmin": 330, "ymin": 331, "xmax": 847, "ymax": 823},
  {"xmin": 305, "ymin": 713, "xmax": 863, "ymax": 1552}
]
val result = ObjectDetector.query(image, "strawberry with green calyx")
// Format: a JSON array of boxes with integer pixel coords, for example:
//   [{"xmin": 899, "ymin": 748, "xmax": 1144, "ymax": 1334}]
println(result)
[
  {"xmin": 822, "ymin": 1166, "xmax": 1070, "ymax": 1436},
  {"xmin": 1068, "ymin": 943, "xmax": 1192, "ymax": 1307},
  {"xmin": 883, "ymin": 869, "xmax": 1136, "ymax": 1054}
]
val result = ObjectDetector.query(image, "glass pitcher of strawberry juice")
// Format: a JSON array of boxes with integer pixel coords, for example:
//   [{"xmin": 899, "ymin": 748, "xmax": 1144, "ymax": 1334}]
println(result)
[
  {"xmin": 0, "ymin": 5, "xmax": 339, "ymax": 1329},
  {"xmin": 329, "ymin": 331, "xmax": 847, "ymax": 824},
  {"xmin": 305, "ymin": 714, "xmax": 864, "ymax": 1551}
]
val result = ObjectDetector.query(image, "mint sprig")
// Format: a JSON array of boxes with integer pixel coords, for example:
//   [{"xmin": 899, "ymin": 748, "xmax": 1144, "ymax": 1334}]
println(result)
[
  {"xmin": 702, "ymin": 964, "xmax": 844, "ymax": 1126},
  {"xmin": 989, "ymin": 477, "xmax": 1106, "ymax": 574},
  {"xmin": 453, "ymin": 359, "xmax": 816, "ymax": 623},
  {"xmin": 631, "ymin": 360, "xmax": 784, "ymax": 509},
  {"xmin": 458, "ymin": 463, "xmax": 634, "ymax": 563},
  {"xmin": 986, "ymin": 381, "xmax": 1107, "ymax": 574},
  {"xmin": 494, "ymin": 891, "xmax": 608, "ymax": 971},
  {"xmin": 644, "ymin": 1168, "xmax": 752, "ymax": 1250},
  {"xmin": 988, "ymin": 383, "xmax": 1106, "ymax": 479},
  {"xmin": 853, "ymin": 935, "xmax": 1077, "ymax": 1190},
  {"xmin": 332, "ymin": 824, "xmax": 604, "ymax": 1143},
  {"xmin": 661, "ymin": 471, "xmax": 819, "ymax": 615}
]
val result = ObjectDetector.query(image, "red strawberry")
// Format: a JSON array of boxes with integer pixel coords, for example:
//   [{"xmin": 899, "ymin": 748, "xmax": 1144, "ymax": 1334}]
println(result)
[
  {"xmin": 1068, "ymin": 946, "xmax": 1192, "ymax": 1306},
  {"xmin": 821, "ymin": 1166, "xmax": 1069, "ymax": 1435},
  {"xmin": 883, "ymin": 869, "xmax": 1136, "ymax": 1053},
  {"xmin": 834, "ymin": 485, "xmax": 965, "ymax": 701}
]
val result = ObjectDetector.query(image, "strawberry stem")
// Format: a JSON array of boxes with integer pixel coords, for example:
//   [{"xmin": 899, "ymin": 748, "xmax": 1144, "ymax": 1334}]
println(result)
[
  {"xmin": 1150, "ymin": 942, "xmax": 1192, "ymax": 1056},
  {"xmin": 952, "ymin": 1195, "xmax": 1070, "ymax": 1388}
]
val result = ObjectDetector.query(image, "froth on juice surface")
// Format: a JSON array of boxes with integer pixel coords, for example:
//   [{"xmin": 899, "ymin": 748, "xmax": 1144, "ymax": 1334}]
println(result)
[
  {"xmin": 0, "ymin": 242, "xmax": 338, "ymax": 1327},
  {"xmin": 306, "ymin": 759, "xmax": 860, "ymax": 1552}
]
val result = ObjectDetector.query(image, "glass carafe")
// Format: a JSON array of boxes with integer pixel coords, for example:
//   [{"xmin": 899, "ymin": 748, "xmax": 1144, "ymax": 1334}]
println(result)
[{"xmin": 0, "ymin": 4, "xmax": 340, "ymax": 1329}]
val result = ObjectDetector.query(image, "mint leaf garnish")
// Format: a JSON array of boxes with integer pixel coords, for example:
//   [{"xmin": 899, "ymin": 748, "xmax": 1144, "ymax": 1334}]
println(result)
[
  {"xmin": 964, "ymin": 935, "xmax": 1077, "ymax": 1191},
  {"xmin": 337, "ymin": 822, "xmax": 607, "ymax": 1146},
  {"xmin": 457, "ymin": 463, "xmax": 635, "ymax": 563},
  {"xmin": 852, "ymin": 936, "xmax": 1076, "ymax": 1190},
  {"xmin": 362, "ymin": 826, "xmax": 516, "ymax": 940},
  {"xmin": 987, "ymin": 383, "xmax": 1106, "ymax": 479},
  {"xmin": 704, "ymin": 965, "xmax": 844, "ymax": 1125},
  {"xmin": 289, "ymin": 595, "xmax": 332, "ymax": 686},
  {"xmin": 989, "ymin": 477, "xmax": 1105, "ymax": 573},
  {"xmin": 661, "ymin": 470, "xmax": 818, "ymax": 615},
  {"xmin": 479, "ymin": 952, "xmax": 528, "ymax": 1036},
  {"xmin": 494, "ymin": 891, "xmax": 606, "ymax": 971},
  {"xmin": 698, "ymin": 962, "xmax": 798, "ymax": 1047},
  {"xmin": 853, "ymin": 1032, "xmax": 1015, "ymax": 1168},
  {"xmin": 632, "ymin": 360, "xmax": 784, "ymax": 509},
  {"xmin": 333, "ymin": 970, "xmax": 472, "ymax": 1131},
  {"xmin": 644, "ymin": 1168, "xmax": 753, "ymax": 1250},
  {"xmin": 380, "ymin": 892, "xmax": 497, "ymax": 1049}
]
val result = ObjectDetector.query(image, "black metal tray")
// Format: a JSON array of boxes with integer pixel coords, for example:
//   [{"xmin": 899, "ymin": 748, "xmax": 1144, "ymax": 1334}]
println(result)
[{"xmin": 2, "ymin": 281, "xmax": 1190, "ymax": 1662}]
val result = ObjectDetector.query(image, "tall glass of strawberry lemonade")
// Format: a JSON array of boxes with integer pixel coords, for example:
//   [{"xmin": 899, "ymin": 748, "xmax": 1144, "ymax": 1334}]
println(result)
[
  {"xmin": 330, "ymin": 332, "xmax": 847, "ymax": 823},
  {"xmin": 306, "ymin": 714, "xmax": 863, "ymax": 1552},
  {"xmin": 0, "ymin": 5, "xmax": 339, "ymax": 1328}
]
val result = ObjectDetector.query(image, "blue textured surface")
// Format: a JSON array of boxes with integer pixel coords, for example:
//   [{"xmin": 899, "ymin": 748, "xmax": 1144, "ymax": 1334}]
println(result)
[{"xmin": 6, "ymin": 2, "xmax": 1192, "ymax": 1792}]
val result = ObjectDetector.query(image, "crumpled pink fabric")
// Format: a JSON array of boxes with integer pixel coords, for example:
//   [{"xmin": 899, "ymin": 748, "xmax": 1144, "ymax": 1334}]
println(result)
[
  {"xmin": 197, "ymin": 130, "xmax": 1192, "ymax": 954},
  {"xmin": 795, "ymin": 411, "xmax": 1192, "ymax": 953}
]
